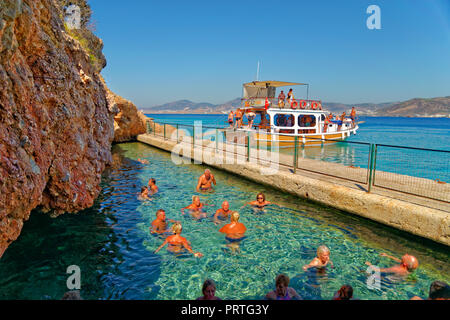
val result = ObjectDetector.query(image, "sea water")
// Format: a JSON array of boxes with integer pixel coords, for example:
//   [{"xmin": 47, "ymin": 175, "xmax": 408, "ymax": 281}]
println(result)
[{"xmin": 0, "ymin": 142, "xmax": 448, "ymax": 300}]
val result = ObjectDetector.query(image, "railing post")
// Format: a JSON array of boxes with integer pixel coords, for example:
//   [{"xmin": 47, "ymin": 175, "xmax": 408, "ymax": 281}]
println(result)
[
  {"xmin": 192, "ymin": 126, "xmax": 195, "ymax": 146},
  {"xmin": 293, "ymin": 136, "xmax": 298, "ymax": 173},
  {"xmin": 176, "ymin": 124, "xmax": 179, "ymax": 142},
  {"xmin": 153, "ymin": 121, "xmax": 156, "ymax": 136},
  {"xmin": 215, "ymin": 128, "xmax": 218, "ymax": 152},
  {"xmin": 146, "ymin": 120, "xmax": 150, "ymax": 134},
  {"xmin": 164, "ymin": 123, "xmax": 166, "ymax": 140},
  {"xmin": 367, "ymin": 144, "xmax": 376, "ymax": 192},
  {"xmin": 247, "ymin": 131, "xmax": 250, "ymax": 161}
]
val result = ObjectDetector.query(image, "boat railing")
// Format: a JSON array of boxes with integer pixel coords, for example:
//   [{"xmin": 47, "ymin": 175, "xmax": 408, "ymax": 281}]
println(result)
[{"xmin": 241, "ymin": 97, "xmax": 323, "ymax": 110}]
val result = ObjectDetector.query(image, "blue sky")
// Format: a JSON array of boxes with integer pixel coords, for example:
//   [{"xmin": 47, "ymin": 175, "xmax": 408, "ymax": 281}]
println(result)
[{"xmin": 89, "ymin": 0, "xmax": 450, "ymax": 107}]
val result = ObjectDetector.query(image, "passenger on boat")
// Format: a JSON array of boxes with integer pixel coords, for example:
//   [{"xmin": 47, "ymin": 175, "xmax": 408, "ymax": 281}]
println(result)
[
  {"xmin": 228, "ymin": 110, "xmax": 234, "ymax": 127},
  {"xmin": 247, "ymin": 111, "xmax": 256, "ymax": 129},
  {"xmin": 265, "ymin": 274, "xmax": 302, "ymax": 300},
  {"xmin": 278, "ymin": 91, "xmax": 286, "ymax": 108},
  {"xmin": 138, "ymin": 186, "xmax": 150, "ymax": 200},
  {"xmin": 323, "ymin": 114, "xmax": 333, "ymax": 133},
  {"xmin": 196, "ymin": 169, "xmax": 216, "ymax": 192},
  {"xmin": 411, "ymin": 281, "xmax": 450, "ymax": 300},
  {"xmin": 350, "ymin": 107, "xmax": 356, "ymax": 127},
  {"xmin": 214, "ymin": 201, "xmax": 234, "ymax": 224},
  {"xmin": 181, "ymin": 195, "xmax": 211, "ymax": 219},
  {"xmin": 303, "ymin": 245, "xmax": 334, "ymax": 271},
  {"xmin": 242, "ymin": 192, "xmax": 272, "ymax": 210},
  {"xmin": 148, "ymin": 178, "xmax": 158, "ymax": 194},
  {"xmin": 196, "ymin": 279, "xmax": 221, "ymax": 300},
  {"xmin": 219, "ymin": 212, "xmax": 246, "ymax": 242},
  {"xmin": 338, "ymin": 112, "xmax": 346, "ymax": 131},
  {"xmin": 150, "ymin": 209, "xmax": 178, "ymax": 234},
  {"xmin": 332, "ymin": 285, "xmax": 355, "ymax": 300},
  {"xmin": 365, "ymin": 252, "xmax": 419, "ymax": 276},
  {"xmin": 235, "ymin": 108, "xmax": 243, "ymax": 128},
  {"xmin": 154, "ymin": 223, "xmax": 203, "ymax": 258}
]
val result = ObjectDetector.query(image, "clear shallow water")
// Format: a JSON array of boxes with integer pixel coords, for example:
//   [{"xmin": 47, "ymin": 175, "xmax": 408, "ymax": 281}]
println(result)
[
  {"xmin": 147, "ymin": 114, "xmax": 450, "ymax": 182},
  {"xmin": 0, "ymin": 142, "xmax": 448, "ymax": 300}
]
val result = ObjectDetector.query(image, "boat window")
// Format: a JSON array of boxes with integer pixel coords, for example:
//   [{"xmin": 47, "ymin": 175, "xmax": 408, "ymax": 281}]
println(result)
[
  {"xmin": 274, "ymin": 114, "xmax": 294, "ymax": 127},
  {"xmin": 321, "ymin": 114, "xmax": 325, "ymax": 121},
  {"xmin": 298, "ymin": 115, "xmax": 316, "ymax": 128}
]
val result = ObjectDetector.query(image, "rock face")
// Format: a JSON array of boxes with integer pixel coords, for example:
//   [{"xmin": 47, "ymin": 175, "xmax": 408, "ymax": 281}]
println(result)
[
  {"xmin": 0, "ymin": 0, "xmax": 116, "ymax": 257},
  {"xmin": 104, "ymin": 84, "xmax": 147, "ymax": 143}
]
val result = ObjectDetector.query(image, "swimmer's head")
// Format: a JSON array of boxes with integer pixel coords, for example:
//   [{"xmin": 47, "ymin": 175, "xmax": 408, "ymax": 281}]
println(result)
[
  {"xmin": 336, "ymin": 285, "xmax": 353, "ymax": 300},
  {"xmin": 192, "ymin": 195, "xmax": 200, "ymax": 205},
  {"xmin": 429, "ymin": 281, "xmax": 450, "ymax": 300},
  {"xmin": 204, "ymin": 169, "xmax": 211, "ymax": 178},
  {"xmin": 222, "ymin": 201, "xmax": 229, "ymax": 210},
  {"xmin": 149, "ymin": 178, "xmax": 156, "ymax": 185},
  {"xmin": 256, "ymin": 193, "xmax": 265, "ymax": 202},
  {"xmin": 202, "ymin": 279, "xmax": 216, "ymax": 299},
  {"xmin": 156, "ymin": 209, "xmax": 165, "ymax": 219},
  {"xmin": 317, "ymin": 245, "xmax": 330, "ymax": 262},
  {"xmin": 141, "ymin": 186, "xmax": 148, "ymax": 193},
  {"xmin": 172, "ymin": 223, "xmax": 182, "ymax": 234},
  {"xmin": 275, "ymin": 274, "xmax": 289, "ymax": 297},
  {"xmin": 231, "ymin": 212, "xmax": 240, "ymax": 222},
  {"xmin": 401, "ymin": 254, "xmax": 419, "ymax": 271}
]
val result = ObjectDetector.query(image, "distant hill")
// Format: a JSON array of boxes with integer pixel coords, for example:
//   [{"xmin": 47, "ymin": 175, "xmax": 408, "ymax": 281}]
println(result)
[
  {"xmin": 376, "ymin": 96, "xmax": 450, "ymax": 117},
  {"xmin": 142, "ymin": 96, "xmax": 450, "ymax": 117}
]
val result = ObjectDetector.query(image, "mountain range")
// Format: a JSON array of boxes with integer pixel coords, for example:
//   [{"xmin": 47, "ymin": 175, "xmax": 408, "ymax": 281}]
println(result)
[{"xmin": 142, "ymin": 96, "xmax": 450, "ymax": 117}]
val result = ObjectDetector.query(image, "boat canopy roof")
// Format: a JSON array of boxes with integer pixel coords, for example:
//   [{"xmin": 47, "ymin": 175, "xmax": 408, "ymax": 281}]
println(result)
[{"xmin": 243, "ymin": 80, "xmax": 307, "ymax": 99}]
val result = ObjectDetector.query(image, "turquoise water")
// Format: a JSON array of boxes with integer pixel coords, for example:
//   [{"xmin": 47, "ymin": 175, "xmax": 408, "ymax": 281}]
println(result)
[
  {"xmin": 147, "ymin": 114, "xmax": 450, "ymax": 183},
  {"xmin": 0, "ymin": 142, "xmax": 448, "ymax": 300}
]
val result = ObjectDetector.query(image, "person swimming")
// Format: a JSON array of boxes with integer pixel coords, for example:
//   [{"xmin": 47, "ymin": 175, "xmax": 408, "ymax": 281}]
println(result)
[
  {"xmin": 219, "ymin": 212, "xmax": 246, "ymax": 241},
  {"xmin": 332, "ymin": 285, "xmax": 355, "ymax": 300},
  {"xmin": 213, "ymin": 201, "xmax": 234, "ymax": 225},
  {"xmin": 265, "ymin": 274, "xmax": 302, "ymax": 300},
  {"xmin": 150, "ymin": 209, "xmax": 178, "ymax": 234},
  {"xmin": 242, "ymin": 192, "xmax": 272, "ymax": 211},
  {"xmin": 148, "ymin": 178, "xmax": 158, "ymax": 195},
  {"xmin": 137, "ymin": 158, "xmax": 149, "ymax": 164},
  {"xmin": 365, "ymin": 252, "xmax": 419, "ymax": 276},
  {"xmin": 196, "ymin": 279, "xmax": 222, "ymax": 300},
  {"xmin": 154, "ymin": 223, "xmax": 203, "ymax": 258},
  {"xmin": 196, "ymin": 169, "xmax": 216, "ymax": 192},
  {"xmin": 138, "ymin": 186, "xmax": 150, "ymax": 200},
  {"xmin": 303, "ymin": 245, "xmax": 334, "ymax": 271},
  {"xmin": 181, "ymin": 196, "xmax": 212, "ymax": 220}
]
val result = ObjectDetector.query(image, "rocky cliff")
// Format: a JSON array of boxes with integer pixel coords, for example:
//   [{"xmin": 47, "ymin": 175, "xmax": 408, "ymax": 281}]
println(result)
[{"xmin": 0, "ymin": 0, "xmax": 132, "ymax": 257}]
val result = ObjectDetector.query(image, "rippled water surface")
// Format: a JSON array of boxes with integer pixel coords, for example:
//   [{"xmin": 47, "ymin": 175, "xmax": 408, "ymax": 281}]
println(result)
[{"xmin": 0, "ymin": 142, "xmax": 448, "ymax": 300}]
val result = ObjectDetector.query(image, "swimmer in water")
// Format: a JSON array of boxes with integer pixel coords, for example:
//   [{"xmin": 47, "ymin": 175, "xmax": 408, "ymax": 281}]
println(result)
[
  {"xmin": 242, "ymin": 193, "xmax": 272, "ymax": 210},
  {"xmin": 303, "ymin": 245, "xmax": 334, "ymax": 271},
  {"xmin": 213, "ymin": 201, "xmax": 234, "ymax": 225},
  {"xmin": 181, "ymin": 196, "xmax": 211, "ymax": 220},
  {"xmin": 148, "ymin": 178, "xmax": 158, "ymax": 195},
  {"xmin": 366, "ymin": 252, "xmax": 419, "ymax": 276},
  {"xmin": 219, "ymin": 212, "xmax": 246, "ymax": 254},
  {"xmin": 196, "ymin": 169, "xmax": 216, "ymax": 192},
  {"xmin": 137, "ymin": 158, "xmax": 149, "ymax": 164},
  {"xmin": 265, "ymin": 274, "xmax": 302, "ymax": 300},
  {"xmin": 138, "ymin": 186, "xmax": 150, "ymax": 200},
  {"xmin": 150, "ymin": 209, "xmax": 178, "ymax": 234},
  {"xmin": 154, "ymin": 223, "xmax": 203, "ymax": 258},
  {"xmin": 196, "ymin": 279, "xmax": 222, "ymax": 300}
]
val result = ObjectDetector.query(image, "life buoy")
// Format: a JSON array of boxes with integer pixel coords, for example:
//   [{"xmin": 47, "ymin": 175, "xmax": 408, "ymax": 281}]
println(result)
[
  {"xmin": 311, "ymin": 101, "xmax": 318, "ymax": 110},
  {"xmin": 318, "ymin": 102, "xmax": 322, "ymax": 110},
  {"xmin": 299, "ymin": 100, "xmax": 307, "ymax": 109},
  {"xmin": 291, "ymin": 100, "xmax": 298, "ymax": 109}
]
